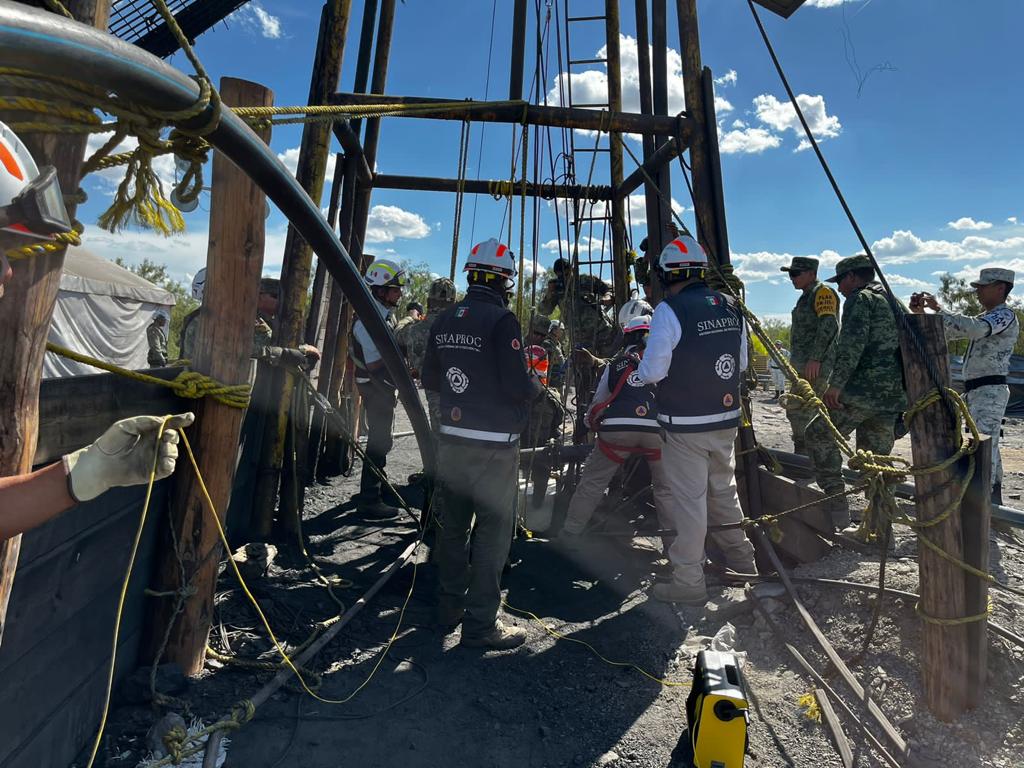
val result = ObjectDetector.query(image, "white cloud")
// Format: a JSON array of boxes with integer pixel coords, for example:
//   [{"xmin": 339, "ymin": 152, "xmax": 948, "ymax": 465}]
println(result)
[
  {"xmin": 714, "ymin": 69, "xmax": 738, "ymax": 87},
  {"xmin": 805, "ymin": 0, "xmax": 847, "ymax": 6},
  {"xmin": 277, "ymin": 147, "xmax": 300, "ymax": 176},
  {"xmin": 752, "ymin": 93, "xmax": 841, "ymax": 151},
  {"xmin": 1008, "ymin": 217, "xmax": 1018, "ymax": 225},
  {"xmin": 870, "ymin": 229, "xmax": 963, "ymax": 264},
  {"xmin": 884, "ymin": 273, "xmax": 933, "ymax": 291},
  {"xmin": 947, "ymin": 216, "xmax": 992, "ymax": 231},
  {"xmin": 732, "ymin": 248, "xmax": 843, "ymax": 285},
  {"xmin": 233, "ymin": 2, "xmax": 282, "ymax": 39},
  {"xmin": 945, "ymin": 259, "xmax": 1024, "ymax": 285},
  {"xmin": 84, "ymin": 131, "xmax": 179, "ymax": 192},
  {"xmin": 364, "ymin": 204, "xmax": 430, "ymax": 243},
  {"xmin": 718, "ymin": 126, "xmax": 782, "ymax": 155}
]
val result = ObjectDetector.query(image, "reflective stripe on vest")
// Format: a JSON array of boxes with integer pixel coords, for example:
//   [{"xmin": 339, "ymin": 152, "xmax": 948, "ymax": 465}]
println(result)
[
  {"xmin": 440, "ymin": 424, "xmax": 520, "ymax": 443},
  {"xmin": 600, "ymin": 416, "xmax": 661, "ymax": 429},
  {"xmin": 525, "ymin": 344, "xmax": 549, "ymax": 386},
  {"xmin": 657, "ymin": 409, "xmax": 741, "ymax": 427}
]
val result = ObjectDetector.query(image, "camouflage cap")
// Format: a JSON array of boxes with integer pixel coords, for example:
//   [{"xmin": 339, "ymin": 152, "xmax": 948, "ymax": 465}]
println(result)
[
  {"xmin": 779, "ymin": 256, "xmax": 819, "ymax": 274},
  {"xmin": 530, "ymin": 313, "xmax": 553, "ymax": 335},
  {"xmin": 825, "ymin": 254, "xmax": 873, "ymax": 283},
  {"xmin": 971, "ymin": 267, "xmax": 1015, "ymax": 287}
]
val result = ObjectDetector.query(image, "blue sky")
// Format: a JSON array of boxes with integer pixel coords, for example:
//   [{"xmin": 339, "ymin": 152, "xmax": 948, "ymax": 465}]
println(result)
[{"xmin": 78, "ymin": 0, "xmax": 1024, "ymax": 320}]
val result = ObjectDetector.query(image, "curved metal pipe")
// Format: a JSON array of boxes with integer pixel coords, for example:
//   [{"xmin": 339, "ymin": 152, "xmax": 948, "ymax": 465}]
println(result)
[{"xmin": 0, "ymin": 1, "xmax": 434, "ymax": 473}]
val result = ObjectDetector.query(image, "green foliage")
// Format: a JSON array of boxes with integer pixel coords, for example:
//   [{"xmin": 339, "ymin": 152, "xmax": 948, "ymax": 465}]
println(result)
[
  {"xmin": 762, "ymin": 317, "xmax": 791, "ymax": 349},
  {"xmin": 400, "ymin": 260, "xmax": 436, "ymax": 317},
  {"xmin": 936, "ymin": 272, "xmax": 1024, "ymax": 355},
  {"xmin": 114, "ymin": 256, "xmax": 198, "ymax": 359}
]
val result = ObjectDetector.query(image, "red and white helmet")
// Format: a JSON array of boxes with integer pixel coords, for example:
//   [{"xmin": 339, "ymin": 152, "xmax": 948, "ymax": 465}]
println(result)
[
  {"xmin": 0, "ymin": 120, "xmax": 71, "ymax": 239},
  {"xmin": 658, "ymin": 235, "xmax": 707, "ymax": 274},
  {"xmin": 623, "ymin": 314, "xmax": 651, "ymax": 335},
  {"xmin": 617, "ymin": 298, "xmax": 654, "ymax": 329},
  {"xmin": 364, "ymin": 258, "xmax": 408, "ymax": 288},
  {"xmin": 464, "ymin": 238, "xmax": 517, "ymax": 284}
]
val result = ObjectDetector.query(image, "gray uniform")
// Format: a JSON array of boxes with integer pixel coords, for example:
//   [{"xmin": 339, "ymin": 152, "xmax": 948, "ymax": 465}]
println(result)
[{"xmin": 941, "ymin": 303, "xmax": 1019, "ymax": 487}]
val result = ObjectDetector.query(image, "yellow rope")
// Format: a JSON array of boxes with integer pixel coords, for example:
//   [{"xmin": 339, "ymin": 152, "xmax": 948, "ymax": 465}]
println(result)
[
  {"xmin": 5, "ymin": 227, "xmax": 82, "ymax": 261},
  {"xmin": 45, "ymin": 342, "xmax": 251, "ymax": 409}
]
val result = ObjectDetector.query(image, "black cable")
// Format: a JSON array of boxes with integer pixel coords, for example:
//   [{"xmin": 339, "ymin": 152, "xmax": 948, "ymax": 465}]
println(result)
[{"xmin": 747, "ymin": 0, "xmax": 955, "ymax": 419}]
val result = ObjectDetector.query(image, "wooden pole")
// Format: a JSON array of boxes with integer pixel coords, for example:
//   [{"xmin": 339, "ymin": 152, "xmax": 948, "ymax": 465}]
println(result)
[
  {"xmin": 650, "ymin": 0, "xmax": 672, "ymax": 305},
  {"xmin": 615, "ymin": 137, "xmax": 680, "ymax": 201},
  {"xmin": 146, "ymin": 78, "xmax": 274, "ymax": 676},
  {"xmin": 960, "ymin": 434, "xmax": 991, "ymax": 708},
  {"xmin": 371, "ymin": 173, "xmax": 614, "ymax": 200},
  {"xmin": 899, "ymin": 313, "xmax": 970, "ymax": 720},
  {"xmin": 258, "ymin": 0, "xmax": 352, "ymax": 539},
  {"xmin": 604, "ymin": 0, "xmax": 629, "ymax": 308},
  {"xmin": 510, "ymin": 0, "xmax": 528, "ymax": 101},
  {"xmin": 0, "ymin": 0, "xmax": 111, "ymax": 648}
]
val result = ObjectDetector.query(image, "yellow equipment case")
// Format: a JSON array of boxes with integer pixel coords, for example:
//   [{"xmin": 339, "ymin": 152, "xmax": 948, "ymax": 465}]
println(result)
[{"xmin": 685, "ymin": 650, "xmax": 749, "ymax": 768}]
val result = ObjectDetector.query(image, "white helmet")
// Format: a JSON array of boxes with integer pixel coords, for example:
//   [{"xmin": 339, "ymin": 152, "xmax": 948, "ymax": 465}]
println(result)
[
  {"xmin": 0, "ymin": 120, "xmax": 71, "ymax": 239},
  {"xmin": 364, "ymin": 258, "xmax": 408, "ymax": 288},
  {"xmin": 658, "ymin": 235, "xmax": 707, "ymax": 279},
  {"xmin": 464, "ymin": 238, "xmax": 517, "ymax": 285},
  {"xmin": 617, "ymin": 298, "xmax": 654, "ymax": 329},
  {"xmin": 192, "ymin": 267, "xmax": 207, "ymax": 301},
  {"xmin": 623, "ymin": 314, "xmax": 651, "ymax": 335}
]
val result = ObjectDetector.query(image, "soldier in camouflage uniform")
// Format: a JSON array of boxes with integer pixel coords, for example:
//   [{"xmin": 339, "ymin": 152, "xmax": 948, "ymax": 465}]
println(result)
[
  {"xmin": 545, "ymin": 319, "xmax": 567, "ymax": 393},
  {"xmin": 538, "ymin": 258, "xmax": 619, "ymax": 358},
  {"xmin": 397, "ymin": 278, "xmax": 457, "ymax": 434},
  {"xmin": 780, "ymin": 256, "xmax": 839, "ymax": 454},
  {"xmin": 804, "ymin": 255, "xmax": 906, "ymax": 528},
  {"xmin": 911, "ymin": 267, "xmax": 1019, "ymax": 504},
  {"xmin": 394, "ymin": 300, "xmax": 423, "ymax": 337},
  {"xmin": 522, "ymin": 314, "xmax": 564, "ymax": 508}
]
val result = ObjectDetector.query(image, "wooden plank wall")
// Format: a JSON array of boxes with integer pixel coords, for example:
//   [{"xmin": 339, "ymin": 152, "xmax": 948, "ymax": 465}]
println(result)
[{"xmin": 0, "ymin": 370, "xmax": 184, "ymax": 767}]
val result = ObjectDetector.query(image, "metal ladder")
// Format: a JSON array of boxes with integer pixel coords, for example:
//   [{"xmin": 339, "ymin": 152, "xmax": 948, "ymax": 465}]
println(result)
[{"xmin": 563, "ymin": 1, "xmax": 615, "ymax": 283}]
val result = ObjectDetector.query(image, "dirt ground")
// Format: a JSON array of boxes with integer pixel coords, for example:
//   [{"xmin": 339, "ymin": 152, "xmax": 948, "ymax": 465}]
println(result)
[{"xmin": 94, "ymin": 388, "xmax": 1024, "ymax": 768}]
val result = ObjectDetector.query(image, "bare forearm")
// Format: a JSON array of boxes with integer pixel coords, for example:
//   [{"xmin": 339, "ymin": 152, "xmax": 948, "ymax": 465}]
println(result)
[{"xmin": 0, "ymin": 461, "xmax": 77, "ymax": 540}]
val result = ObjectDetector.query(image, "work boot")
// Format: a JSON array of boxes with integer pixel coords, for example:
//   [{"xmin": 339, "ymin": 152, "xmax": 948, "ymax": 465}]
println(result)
[
  {"xmin": 992, "ymin": 483, "xmax": 1003, "ymax": 507},
  {"xmin": 459, "ymin": 620, "xmax": 527, "ymax": 650},
  {"xmin": 435, "ymin": 607, "xmax": 464, "ymax": 635},
  {"xmin": 357, "ymin": 499, "xmax": 401, "ymax": 520},
  {"xmin": 793, "ymin": 439, "xmax": 807, "ymax": 456},
  {"xmin": 651, "ymin": 580, "xmax": 708, "ymax": 606},
  {"xmin": 824, "ymin": 487, "xmax": 850, "ymax": 529}
]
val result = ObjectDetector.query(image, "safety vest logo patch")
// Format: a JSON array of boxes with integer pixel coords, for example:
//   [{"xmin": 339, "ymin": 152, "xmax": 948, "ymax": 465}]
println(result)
[
  {"xmin": 714, "ymin": 353, "xmax": 736, "ymax": 380},
  {"xmin": 627, "ymin": 371, "xmax": 644, "ymax": 388},
  {"xmin": 446, "ymin": 366, "xmax": 470, "ymax": 394},
  {"xmin": 456, "ymin": 307, "xmax": 468, "ymax": 318}
]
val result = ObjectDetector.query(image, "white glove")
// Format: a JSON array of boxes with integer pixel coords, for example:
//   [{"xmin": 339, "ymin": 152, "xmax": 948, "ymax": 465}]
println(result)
[{"xmin": 63, "ymin": 413, "xmax": 195, "ymax": 502}]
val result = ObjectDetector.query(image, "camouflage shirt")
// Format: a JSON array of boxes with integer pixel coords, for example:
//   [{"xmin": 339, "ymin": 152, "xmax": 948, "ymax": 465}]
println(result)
[
  {"xmin": 828, "ymin": 282, "xmax": 905, "ymax": 412},
  {"xmin": 539, "ymin": 274, "xmax": 618, "ymax": 357},
  {"xmin": 790, "ymin": 280, "xmax": 839, "ymax": 372},
  {"xmin": 147, "ymin": 322, "xmax": 168, "ymax": 363},
  {"xmin": 543, "ymin": 337, "xmax": 566, "ymax": 390},
  {"xmin": 941, "ymin": 303, "xmax": 1020, "ymax": 380},
  {"xmin": 179, "ymin": 308, "xmax": 279, "ymax": 362},
  {"xmin": 397, "ymin": 317, "xmax": 432, "ymax": 375}
]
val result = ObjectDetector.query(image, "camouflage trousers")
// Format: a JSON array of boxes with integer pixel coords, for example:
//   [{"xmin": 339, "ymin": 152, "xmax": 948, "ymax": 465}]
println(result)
[
  {"xmin": 967, "ymin": 384, "xmax": 1009, "ymax": 488},
  {"xmin": 785, "ymin": 377, "xmax": 827, "ymax": 454},
  {"xmin": 805, "ymin": 403, "xmax": 897, "ymax": 493},
  {"xmin": 522, "ymin": 390, "xmax": 563, "ymax": 507}
]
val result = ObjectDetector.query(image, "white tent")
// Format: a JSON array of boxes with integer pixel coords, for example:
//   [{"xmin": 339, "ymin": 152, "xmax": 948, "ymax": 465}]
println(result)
[{"xmin": 44, "ymin": 248, "xmax": 176, "ymax": 378}]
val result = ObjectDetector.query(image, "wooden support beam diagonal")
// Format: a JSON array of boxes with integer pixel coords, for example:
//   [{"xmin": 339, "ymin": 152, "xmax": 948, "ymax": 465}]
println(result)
[{"xmin": 615, "ymin": 137, "xmax": 681, "ymax": 200}]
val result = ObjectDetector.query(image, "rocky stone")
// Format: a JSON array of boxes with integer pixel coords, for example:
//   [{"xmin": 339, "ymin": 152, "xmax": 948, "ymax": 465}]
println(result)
[
  {"xmin": 597, "ymin": 750, "xmax": 620, "ymax": 766},
  {"xmin": 144, "ymin": 712, "xmax": 187, "ymax": 758},
  {"xmin": 231, "ymin": 542, "xmax": 278, "ymax": 580}
]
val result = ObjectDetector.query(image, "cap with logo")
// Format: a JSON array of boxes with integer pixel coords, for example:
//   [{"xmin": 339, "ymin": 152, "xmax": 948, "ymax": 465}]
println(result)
[
  {"xmin": 970, "ymin": 268, "xmax": 1015, "ymax": 288},
  {"xmin": 825, "ymin": 254, "xmax": 873, "ymax": 283},
  {"xmin": 779, "ymin": 256, "xmax": 819, "ymax": 274}
]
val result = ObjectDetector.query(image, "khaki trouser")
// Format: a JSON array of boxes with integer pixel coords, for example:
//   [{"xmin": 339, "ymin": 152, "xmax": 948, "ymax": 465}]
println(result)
[
  {"xmin": 967, "ymin": 384, "xmax": 1009, "ymax": 488},
  {"xmin": 435, "ymin": 440, "xmax": 518, "ymax": 636},
  {"xmin": 563, "ymin": 430, "xmax": 673, "ymax": 535},
  {"xmin": 660, "ymin": 428, "xmax": 755, "ymax": 588}
]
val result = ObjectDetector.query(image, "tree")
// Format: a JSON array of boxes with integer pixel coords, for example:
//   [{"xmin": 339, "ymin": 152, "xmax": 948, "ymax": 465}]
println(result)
[
  {"xmin": 762, "ymin": 317, "xmax": 791, "ymax": 349},
  {"xmin": 114, "ymin": 257, "xmax": 198, "ymax": 359},
  {"xmin": 936, "ymin": 272, "xmax": 1024, "ymax": 355}
]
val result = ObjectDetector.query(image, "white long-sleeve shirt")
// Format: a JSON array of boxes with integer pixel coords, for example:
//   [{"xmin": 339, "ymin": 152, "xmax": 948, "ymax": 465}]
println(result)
[
  {"xmin": 352, "ymin": 298, "xmax": 394, "ymax": 366},
  {"xmin": 638, "ymin": 299, "xmax": 748, "ymax": 385}
]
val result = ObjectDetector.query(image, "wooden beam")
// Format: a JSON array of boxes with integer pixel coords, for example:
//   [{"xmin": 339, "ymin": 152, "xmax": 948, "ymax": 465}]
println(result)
[
  {"xmin": 604, "ymin": 0, "xmax": 629, "ymax": 308},
  {"xmin": 510, "ymin": 0, "xmax": 527, "ymax": 100},
  {"xmin": 899, "ymin": 314, "xmax": 970, "ymax": 720},
  {"xmin": 961, "ymin": 434, "xmax": 992, "ymax": 708},
  {"xmin": 330, "ymin": 120, "xmax": 372, "ymax": 182},
  {"xmin": 371, "ymin": 173, "xmax": 614, "ymax": 200},
  {"xmin": 274, "ymin": 0, "xmax": 353, "ymax": 538},
  {"xmin": 816, "ymin": 687, "xmax": 854, "ymax": 768},
  {"xmin": 146, "ymin": 77, "xmax": 274, "ymax": 676},
  {"xmin": 615, "ymin": 137, "xmax": 680, "ymax": 201},
  {"xmin": 329, "ymin": 92, "xmax": 690, "ymax": 137},
  {"xmin": 0, "ymin": 0, "xmax": 112, "ymax": 648}
]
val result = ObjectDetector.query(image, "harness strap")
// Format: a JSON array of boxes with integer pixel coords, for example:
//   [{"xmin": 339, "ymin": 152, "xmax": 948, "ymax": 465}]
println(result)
[
  {"xmin": 597, "ymin": 436, "xmax": 662, "ymax": 465},
  {"xmin": 589, "ymin": 355, "xmax": 640, "ymax": 426}
]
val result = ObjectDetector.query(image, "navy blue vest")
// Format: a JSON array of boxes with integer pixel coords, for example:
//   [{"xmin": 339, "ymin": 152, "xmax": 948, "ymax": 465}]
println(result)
[
  {"xmin": 433, "ymin": 288, "xmax": 528, "ymax": 446},
  {"xmin": 597, "ymin": 350, "xmax": 660, "ymax": 433},
  {"xmin": 657, "ymin": 284, "xmax": 743, "ymax": 433}
]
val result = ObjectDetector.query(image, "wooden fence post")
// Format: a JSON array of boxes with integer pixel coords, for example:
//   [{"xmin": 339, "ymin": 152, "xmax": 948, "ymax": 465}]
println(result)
[
  {"xmin": 961, "ymin": 434, "xmax": 992, "ymax": 708},
  {"xmin": 146, "ymin": 78, "xmax": 273, "ymax": 676},
  {"xmin": 0, "ymin": 0, "xmax": 112, "ymax": 648},
  {"xmin": 899, "ymin": 313, "xmax": 970, "ymax": 720}
]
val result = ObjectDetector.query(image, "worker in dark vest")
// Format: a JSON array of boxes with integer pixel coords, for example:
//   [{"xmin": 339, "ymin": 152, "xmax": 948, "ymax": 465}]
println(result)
[
  {"xmin": 350, "ymin": 258, "xmax": 407, "ymax": 520},
  {"xmin": 559, "ymin": 315, "xmax": 673, "ymax": 544},
  {"xmin": 638, "ymin": 236, "xmax": 756, "ymax": 606},
  {"xmin": 422, "ymin": 238, "xmax": 542, "ymax": 650}
]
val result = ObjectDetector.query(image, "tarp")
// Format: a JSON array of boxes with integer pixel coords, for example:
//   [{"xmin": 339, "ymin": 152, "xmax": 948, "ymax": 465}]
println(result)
[{"xmin": 43, "ymin": 248, "xmax": 176, "ymax": 378}]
